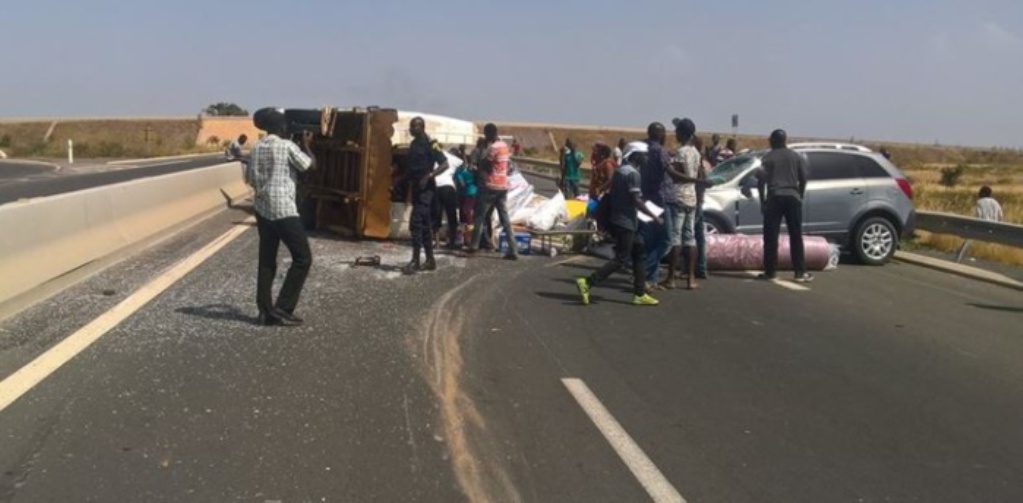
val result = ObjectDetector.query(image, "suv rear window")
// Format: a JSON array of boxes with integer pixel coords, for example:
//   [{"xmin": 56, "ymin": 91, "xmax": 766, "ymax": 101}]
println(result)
[
  {"xmin": 855, "ymin": 157, "xmax": 891, "ymax": 178},
  {"xmin": 806, "ymin": 152, "xmax": 861, "ymax": 181}
]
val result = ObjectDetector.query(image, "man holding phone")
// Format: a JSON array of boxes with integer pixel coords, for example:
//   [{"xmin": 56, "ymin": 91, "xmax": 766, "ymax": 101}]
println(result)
[{"xmin": 247, "ymin": 109, "xmax": 316, "ymax": 326}]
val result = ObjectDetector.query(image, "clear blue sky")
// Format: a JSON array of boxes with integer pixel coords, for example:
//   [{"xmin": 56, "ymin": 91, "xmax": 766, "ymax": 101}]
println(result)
[{"xmin": 2, "ymin": 0, "xmax": 1021, "ymax": 147}]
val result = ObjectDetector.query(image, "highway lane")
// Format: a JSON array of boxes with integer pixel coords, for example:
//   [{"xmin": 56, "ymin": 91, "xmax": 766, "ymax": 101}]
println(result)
[
  {"xmin": 0, "ymin": 155, "xmax": 226, "ymax": 205},
  {"xmin": 1, "ymin": 186, "xmax": 1022, "ymax": 500},
  {"xmin": 463, "ymin": 257, "xmax": 1023, "ymax": 501},
  {"xmin": 0, "ymin": 209, "xmax": 467, "ymax": 502},
  {"xmin": 0, "ymin": 160, "xmax": 58, "ymax": 180}
]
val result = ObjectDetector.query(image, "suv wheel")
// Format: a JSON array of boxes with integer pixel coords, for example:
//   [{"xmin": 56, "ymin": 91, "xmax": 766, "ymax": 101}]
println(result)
[
  {"xmin": 854, "ymin": 217, "xmax": 897, "ymax": 265},
  {"xmin": 703, "ymin": 214, "xmax": 727, "ymax": 235}
]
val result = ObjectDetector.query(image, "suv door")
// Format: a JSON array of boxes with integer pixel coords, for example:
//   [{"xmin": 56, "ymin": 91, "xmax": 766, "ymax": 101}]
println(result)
[
  {"xmin": 734, "ymin": 170, "xmax": 764, "ymax": 234},
  {"xmin": 803, "ymin": 152, "xmax": 867, "ymax": 237}
]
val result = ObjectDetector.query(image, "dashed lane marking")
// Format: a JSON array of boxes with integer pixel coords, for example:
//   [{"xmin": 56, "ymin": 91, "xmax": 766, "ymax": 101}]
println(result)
[{"xmin": 562, "ymin": 378, "xmax": 686, "ymax": 503}]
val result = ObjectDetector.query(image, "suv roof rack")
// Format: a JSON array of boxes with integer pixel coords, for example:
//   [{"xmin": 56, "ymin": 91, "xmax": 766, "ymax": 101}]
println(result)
[{"xmin": 790, "ymin": 142, "xmax": 873, "ymax": 153}]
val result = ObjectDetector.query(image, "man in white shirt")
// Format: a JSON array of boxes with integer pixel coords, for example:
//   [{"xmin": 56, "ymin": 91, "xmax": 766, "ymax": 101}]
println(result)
[
  {"xmin": 225, "ymin": 134, "xmax": 249, "ymax": 164},
  {"xmin": 975, "ymin": 186, "xmax": 1004, "ymax": 222}
]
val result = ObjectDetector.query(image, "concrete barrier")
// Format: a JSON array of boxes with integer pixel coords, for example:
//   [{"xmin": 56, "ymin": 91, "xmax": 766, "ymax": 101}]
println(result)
[{"xmin": 0, "ymin": 163, "xmax": 250, "ymax": 312}]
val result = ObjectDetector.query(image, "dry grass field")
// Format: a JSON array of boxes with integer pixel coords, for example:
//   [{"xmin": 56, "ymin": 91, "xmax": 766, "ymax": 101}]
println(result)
[{"xmin": 0, "ymin": 119, "xmax": 211, "ymax": 158}]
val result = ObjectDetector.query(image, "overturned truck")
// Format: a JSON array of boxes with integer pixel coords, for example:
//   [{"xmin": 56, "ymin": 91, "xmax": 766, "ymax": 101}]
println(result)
[{"xmin": 279, "ymin": 107, "xmax": 478, "ymax": 239}]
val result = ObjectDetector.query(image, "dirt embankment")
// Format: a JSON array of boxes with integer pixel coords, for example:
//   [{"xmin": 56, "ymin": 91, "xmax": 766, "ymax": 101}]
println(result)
[{"xmin": 0, "ymin": 117, "xmax": 261, "ymax": 159}]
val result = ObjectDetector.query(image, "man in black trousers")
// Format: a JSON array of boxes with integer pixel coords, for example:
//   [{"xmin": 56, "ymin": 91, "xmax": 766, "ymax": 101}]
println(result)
[
  {"xmin": 757, "ymin": 129, "xmax": 814, "ymax": 283},
  {"xmin": 247, "ymin": 109, "xmax": 316, "ymax": 326}
]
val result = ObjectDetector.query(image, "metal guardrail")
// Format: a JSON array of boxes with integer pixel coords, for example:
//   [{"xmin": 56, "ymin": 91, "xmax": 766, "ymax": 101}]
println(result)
[
  {"xmin": 512, "ymin": 156, "xmax": 591, "ymax": 187},
  {"xmin": 915, "ymin": 211, "xmax": 1023, "ymax": 248}
]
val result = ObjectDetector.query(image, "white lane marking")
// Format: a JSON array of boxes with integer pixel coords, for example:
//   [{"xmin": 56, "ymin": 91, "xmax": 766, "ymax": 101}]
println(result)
[
  {"xmin": 745, "ymin": 271, "xmax": 810, "ymax": 291},
  {"xmin": 140, "ymin": 159, "xmax": 195, "ymax": 167},
  {"xmin": 0, "ymin": 218, "xmax": 254, "ymax": 413},
  {"xmin": 562, "ymin": 378, "xmax": 686, "ymax": 503}
]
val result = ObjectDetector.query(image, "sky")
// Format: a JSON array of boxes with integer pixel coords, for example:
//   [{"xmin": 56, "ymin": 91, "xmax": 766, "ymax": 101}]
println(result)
[{"xmin": 1, "ymin": 0, "xmax": 1021, "ymax": 147}]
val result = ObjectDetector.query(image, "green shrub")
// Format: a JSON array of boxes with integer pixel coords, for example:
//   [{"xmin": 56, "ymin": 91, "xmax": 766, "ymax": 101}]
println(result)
[{"xmin": 939, "ymin": 164, "xmax": 966, "ymax": 187}]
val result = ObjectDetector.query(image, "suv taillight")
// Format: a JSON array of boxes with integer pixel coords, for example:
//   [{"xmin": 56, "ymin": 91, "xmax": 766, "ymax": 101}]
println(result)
[{"xmin": 896, "ymin": 178, "xmax": 913, "ymax": 199}]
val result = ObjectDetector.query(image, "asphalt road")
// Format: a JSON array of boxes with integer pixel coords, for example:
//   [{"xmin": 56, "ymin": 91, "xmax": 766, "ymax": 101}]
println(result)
[
  {"xmin": 0, "ymin": 161, "xmax": 57, "ymax": 180},
  {"xmin": 1, "ymin": 179, "xmax": 1022, "ymax": 501},
  {"xmin": 0, "ymin": 155, "xmax": 226, "ymax": 205}
]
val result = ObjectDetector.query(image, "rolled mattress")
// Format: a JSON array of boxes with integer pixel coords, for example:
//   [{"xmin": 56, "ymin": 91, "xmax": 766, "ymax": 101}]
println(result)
[{"xmin": 706, "ymin": 234, "xmax": 832, "ymax": 271}]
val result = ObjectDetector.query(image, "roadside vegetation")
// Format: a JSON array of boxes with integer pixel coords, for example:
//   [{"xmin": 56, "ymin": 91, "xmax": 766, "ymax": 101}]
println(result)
[{"xmin": 0, "ymin": 119, "xmax": 217, "ymax": 158}]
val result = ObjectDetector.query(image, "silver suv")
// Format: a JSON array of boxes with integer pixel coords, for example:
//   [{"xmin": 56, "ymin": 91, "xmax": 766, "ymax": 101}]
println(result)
[{"xmin": 703, "ymin": 143, "xmax": 916, "ymax": 265}]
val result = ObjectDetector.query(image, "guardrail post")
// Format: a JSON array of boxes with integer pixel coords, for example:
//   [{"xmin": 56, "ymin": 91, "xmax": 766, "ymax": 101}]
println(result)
[{"xmin": 67, "ymin": 139, "xmax": 74, "ymax": 165}]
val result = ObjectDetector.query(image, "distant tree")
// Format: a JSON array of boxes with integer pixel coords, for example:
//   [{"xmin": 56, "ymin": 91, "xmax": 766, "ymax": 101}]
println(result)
[{"xmin": 204, "ymin": 102, "xmax": 249, "ymax": 117}]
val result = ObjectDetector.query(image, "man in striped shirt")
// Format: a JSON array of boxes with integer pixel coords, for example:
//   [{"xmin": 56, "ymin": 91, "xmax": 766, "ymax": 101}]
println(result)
[
  {"xmin": 468, "ymin": 123, "xmax": 518, "ymax": 260},
  {"xmin": 246, "ymin": 109, "xmax": 316, "ymax": 326}
]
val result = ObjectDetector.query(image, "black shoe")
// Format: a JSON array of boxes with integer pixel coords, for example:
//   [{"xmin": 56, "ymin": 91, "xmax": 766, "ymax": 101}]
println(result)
[
  {"xmin": 274, "ymin": 308, "xmax": 304, "ymax": 325},
  {"xmin": 420, "ymin": 259, "xmax": 437, "ymax": 271},
  {"xmin": 258, "ymin": 311, "xmax": 283, "ymax": 326},
  {"xmin": 402, "ymin": 261, "xmax": 420, "ymax": 275},
  {"xmin": 269, "ymin": 307, "xmax": 302, "ymax": 326},
  {"xmin": 756, "ymin": 273, "xmax": 776, "ymax": 281},
  {"xmin": 504, "ymin": 254, "xmax": 519, "ymax": 261}
]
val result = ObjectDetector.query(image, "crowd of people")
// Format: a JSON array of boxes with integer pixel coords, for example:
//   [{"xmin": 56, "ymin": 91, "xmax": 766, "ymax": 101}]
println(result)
[
  {"xmin": 241, "ymin": 110, "xmax": 819, "ymax": 324},
  {"xmin": 576, "ymin": 119, "xmax": 815, "ymax": 306}
]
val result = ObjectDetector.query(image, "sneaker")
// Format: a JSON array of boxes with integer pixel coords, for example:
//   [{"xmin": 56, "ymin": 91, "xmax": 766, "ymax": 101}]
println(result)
[
  {"xmin": 633, "ymin": 294, "xmax": 660, "ymax": 306},
  {"xmin": 575, "ymin": 277, "xmax": 591, "ymax": 305},
  {"xmin": 794, "ymin": 273, "xmax": 815, "ymax": 284},
  {"xmin": 755, "ymin": 273, "xmax": 776, "ymax": 281},
  {"xmin": 504, "ymin": 254, "xmax": 519, "ymax": 261},
  {"xmin": 420, "ymin": 259, "xmax": 437, "ymax": 271}
]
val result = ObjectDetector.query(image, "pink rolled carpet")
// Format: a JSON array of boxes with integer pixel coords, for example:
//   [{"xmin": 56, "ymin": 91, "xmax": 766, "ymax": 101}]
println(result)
[{"xmin": 706, "ymin": 234, "xmax": 832, "ymax": 271}]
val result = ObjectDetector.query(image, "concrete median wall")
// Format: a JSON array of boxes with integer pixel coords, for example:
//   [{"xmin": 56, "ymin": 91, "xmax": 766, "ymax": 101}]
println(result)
[{"xmin": 0, "ymin": 163, "xmax": 250, "ymax": 310}]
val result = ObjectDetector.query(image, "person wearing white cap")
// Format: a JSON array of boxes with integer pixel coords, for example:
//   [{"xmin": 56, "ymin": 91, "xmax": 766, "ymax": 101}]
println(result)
[{"xmin": 576, "ymin": 141, "xmax": 664, "ymax": 306}]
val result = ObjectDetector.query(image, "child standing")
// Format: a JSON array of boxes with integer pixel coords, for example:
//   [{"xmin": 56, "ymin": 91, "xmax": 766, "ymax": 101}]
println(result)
[{"xmin": 454, "ymin": 160, "xmax": 479, "ymax": 248}]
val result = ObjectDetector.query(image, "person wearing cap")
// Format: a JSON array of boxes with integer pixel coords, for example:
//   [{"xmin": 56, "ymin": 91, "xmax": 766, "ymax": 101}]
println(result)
[
  {"xmin": 667, "ymin": 118, "xmax": 712, "ymax": 290},
  {"xmin": 246, "ymin": 108, "xmax": 316, "ymax": 326},
  {"xmin": 576, "ymin": 141, "xmax": 663, "ymax": 307},
  {"xmin": 756, "ymin": 129, "xmax": 813, "ymax": 283},
  {"xmin": 402, "ymin": 116, "xmax": 450, "ymax": 274}
]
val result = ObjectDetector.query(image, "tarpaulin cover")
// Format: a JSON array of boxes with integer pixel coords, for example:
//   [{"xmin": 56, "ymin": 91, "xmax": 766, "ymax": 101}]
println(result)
[{"xmin": 706, "ymin": 234, "xmax": 832, "ymax": 271}]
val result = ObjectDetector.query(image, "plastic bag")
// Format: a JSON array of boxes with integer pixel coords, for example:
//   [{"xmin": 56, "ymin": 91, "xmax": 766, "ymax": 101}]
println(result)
[{"xmin": 527, "ymin": 191, "xmax": 567, "ymax": 231}]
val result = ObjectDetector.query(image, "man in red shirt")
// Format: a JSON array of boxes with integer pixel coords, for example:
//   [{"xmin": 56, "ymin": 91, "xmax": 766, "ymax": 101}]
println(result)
[{"xmin": 468, "ymin": 123, "xmax": 518, "ymax": 260}]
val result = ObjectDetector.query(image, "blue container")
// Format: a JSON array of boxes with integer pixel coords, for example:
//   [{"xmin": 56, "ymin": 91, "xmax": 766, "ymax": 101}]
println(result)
[{"xmin": 498, "ymin": 231, "xmax": 532, "ymax": 255}]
